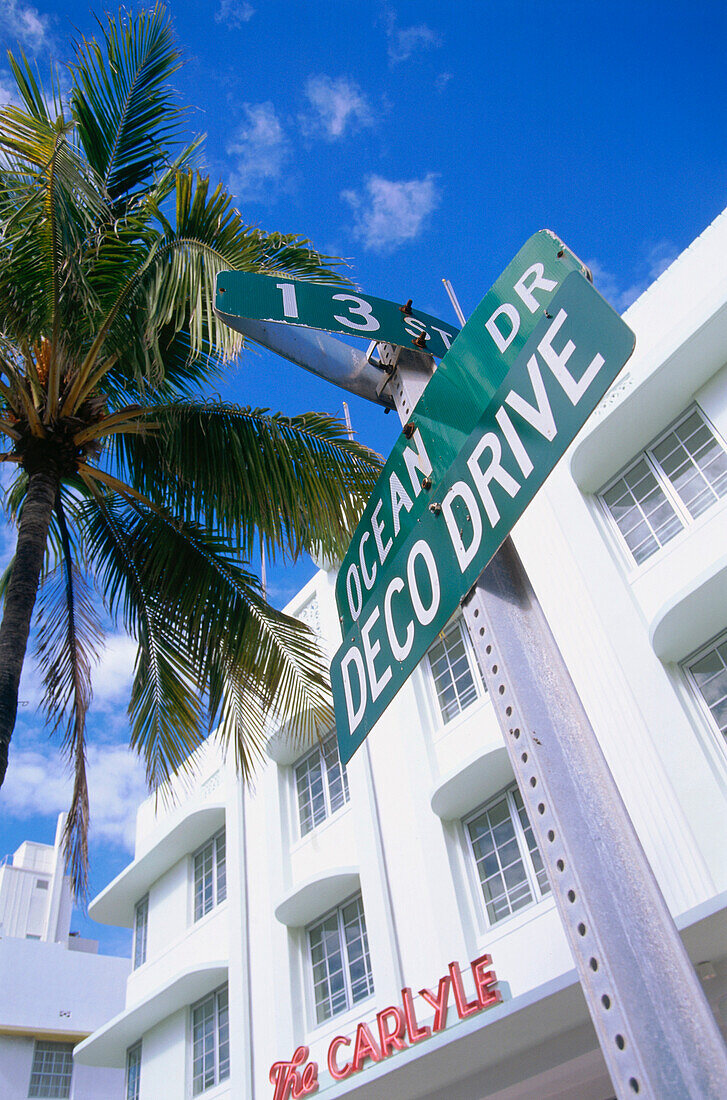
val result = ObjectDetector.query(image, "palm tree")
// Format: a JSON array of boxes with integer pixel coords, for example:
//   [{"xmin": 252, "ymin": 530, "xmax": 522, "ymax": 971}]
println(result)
[{"xmin": 0, "ymin": 6, "xmax": 380, "ymax": 895}]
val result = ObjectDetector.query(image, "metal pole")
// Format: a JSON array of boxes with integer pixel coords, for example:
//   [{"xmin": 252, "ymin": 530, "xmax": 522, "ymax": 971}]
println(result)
[{"xmin": 383, "ymin": 349, "xmax": 727, "ymax": 1099}]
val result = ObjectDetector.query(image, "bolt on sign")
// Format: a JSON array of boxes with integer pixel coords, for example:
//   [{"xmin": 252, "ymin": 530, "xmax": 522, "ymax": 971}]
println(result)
[
  {"xmin": 331, "ymin": 244, "xmax": 636, "ymax": 765},
  {"xmin": 215, "ymin": 272, "xmax": 459, "ymax": 361}
]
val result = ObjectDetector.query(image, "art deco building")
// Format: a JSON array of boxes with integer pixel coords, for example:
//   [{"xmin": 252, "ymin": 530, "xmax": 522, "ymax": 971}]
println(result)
[{"xmin": 77, "ymin": 208, "xmax": 727, "ymax": 1099}]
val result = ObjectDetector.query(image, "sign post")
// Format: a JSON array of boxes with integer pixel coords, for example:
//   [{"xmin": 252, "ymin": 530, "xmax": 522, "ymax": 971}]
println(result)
[{"xmin": 216, "ymin": 234, "xmax": 727, "ymax": 1098}]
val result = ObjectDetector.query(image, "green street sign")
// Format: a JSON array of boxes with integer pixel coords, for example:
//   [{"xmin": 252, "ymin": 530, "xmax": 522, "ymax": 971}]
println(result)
[
  {"xmin": 331, "ymin": 271, "xmax": 635, "ymax": 764},
  {"xmin": 335, "ymin": 230, "xmax": 588, "ymax": 638},
  {"xmin": 215, "ymin": 272, "xmax": 459, "ymax": 361}
]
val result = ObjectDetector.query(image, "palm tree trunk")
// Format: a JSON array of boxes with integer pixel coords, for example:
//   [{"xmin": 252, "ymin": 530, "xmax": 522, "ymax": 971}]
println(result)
[{"xmin": 0, "ymin": 463, "xmax": 59, "ymax": 786}]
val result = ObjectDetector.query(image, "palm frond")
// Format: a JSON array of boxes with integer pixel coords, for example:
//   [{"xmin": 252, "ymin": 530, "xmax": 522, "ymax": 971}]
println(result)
[
  {"xmin": 78, "ymin": 487, "xmax": 206, "ymax": 789},
  {"xmin": 33, "ymin": 493, "xmax": 104, "ymax": 899},
  {"xmin": 71, "ymin": 4, "xmax": 185, "ymax": 202},
  {"xmin": 114, "ymin": 402, "xmax": 382, "ymax": 560}
]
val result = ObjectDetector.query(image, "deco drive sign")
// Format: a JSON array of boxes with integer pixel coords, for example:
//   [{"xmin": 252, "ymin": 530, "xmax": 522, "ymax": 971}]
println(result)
[{"xmin": 331, "ymin": 238, "xmax": 636, "ymax": 764}]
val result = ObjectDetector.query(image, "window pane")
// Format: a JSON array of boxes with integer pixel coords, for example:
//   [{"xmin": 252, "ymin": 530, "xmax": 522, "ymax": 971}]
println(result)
[
  {"xmin": 428, "ymin": 620, "xmax": 483, "ymax": 723},
  {"xmin": 342, "ymin": 896, "xmax": 374, "ymax": 1004},
  {"xmin": 194, "ymin": 832, "xmax": 225, "ymax": 922},
  {"xmin": 215, "ymin": 833, "xmax": 227, "ymax": 905},
  {"xmin": 29, "ymin": 1042, "xmax": 73, "ymax": 1098},
  {"xmin": 468, "ymin": 787, "xmax": 548, "ymax": 926},
  {"xmin": 295, "ymin": 732, "xmax": 349, "ymax": 837},
  {"xmin": 308, "ymin": 895, "xmax": 372, "ymax": 1024},
  {"xmin": 603, "ymin": 459, "xmax": 683, "ymax": 564},
  {"xmin": 194, "ymin": 841, "xmax": 214, "ymax": 921},
  {"xmin": 126, "ymin": 1043, "xmax": 141, "ymax": 1100},
  {"xmin": 133, "ymin": 896, "xmax": 148, "ymax": 969},
  {"xmin": 653, "ymin": 413, "xmax": 727, "ymax": 519},
  {"xmin": 690, "ymin": 638, "xmax": 727, "ymax": 739},
  {"xmin": 216, "ymin": 988, "xmax": 230, "ymax": 1083},
  {"xmin": 192, "ymin": 995, "xmax": 215, "ymax": 1094}
]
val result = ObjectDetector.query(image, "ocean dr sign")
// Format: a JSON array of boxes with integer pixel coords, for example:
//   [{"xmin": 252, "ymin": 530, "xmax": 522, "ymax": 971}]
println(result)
[
  {"xmin": 331, "ymin": 270, "xmax": 636, "ymax": 763},
  {"xmin": 334, "ymin": 230, "xmax": 588, "ymax": 639},
  {"xmin": 215, "ymin": 271, "xmax": 460, "ymax": 360},
  {"xmin": 269, "ymin": 953, "xmax": 501, "ymax": 1099}
]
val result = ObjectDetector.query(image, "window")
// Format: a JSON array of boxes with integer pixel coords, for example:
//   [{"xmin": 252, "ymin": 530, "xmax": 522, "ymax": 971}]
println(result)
[
  {"xmin": 307, "ymin": 894, "xmax": 374, "ymax": 1025},
  {"xmin": 295, "ymin": 730, "xmax": 349, "ymax": 837},
  {"xmin": 427, "ymin": 617, "xmax": 485, "ymax": 723},
  {"xmin": 465, "ymin": 786, "xmax": 550, "ymax": 926},
  {"xmin": 191, "ymin": 985, "xmax": 230, "ymax": 1095},
  {"xmin": 686, "ymin": 633, "xmax": 727, "ymax": 742},
  {"xmin": 133, "ymin": 895, "xmax": 148, "ymax": 969},
  {"xmin": 36, "ymin": 879, "xmax": 48, "ymax": 890},
  {"xmin": 126, "ymin": 1043, "xmax": 141, "ymax": 1100},
  {"xmin": 601, "ymin": 407, "xmax": 727, "ymax": 565},
  {"xmin": 28, "ymin": 1041, "xmax": 73, "ymax": 1098},
  {"xmin": 193, "ymin": 831, "xmax": 227, "ymax": 922}
]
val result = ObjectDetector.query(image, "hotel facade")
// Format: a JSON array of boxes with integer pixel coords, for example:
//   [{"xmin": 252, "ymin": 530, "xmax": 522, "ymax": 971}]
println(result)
[{"xmin": 77, "ymin": 209, "xmax": 727, "ymax": 1099}]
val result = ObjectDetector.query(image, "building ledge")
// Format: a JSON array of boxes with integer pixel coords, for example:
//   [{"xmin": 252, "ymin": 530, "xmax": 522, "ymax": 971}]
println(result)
[
  {"xmin": 74, "ymin": 961, "xmax": 228, "ymax": 1068},
  {"xmin": 431, "ymin": 745, "xmax": 512, "ymax": 819},
  {"xmin": 274, "ymin": 868, "xmax": 360, "ymax": 927},
  {"xmin": 89, "ymin": 804, "xmax": 225, "ymax": 927},
  {"xmin": 570, "ymin": 299, "xmax": 727, "ymax": 493},
  {"xmin": 650, "ymin": 556, "xmax": 727, "ymax": 662}
]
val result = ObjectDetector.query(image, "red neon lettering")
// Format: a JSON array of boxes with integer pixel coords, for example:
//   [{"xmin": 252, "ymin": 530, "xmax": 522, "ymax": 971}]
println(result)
[
  {"xmin": 352, "ymin": 1022, "xmax": 383, "ymax": 1072},
  {"xmin": 269, "ymin": 1046, "xmax": 319, "ymax": 1100},
  {"xmin": 449, "ymin": 960, "xmax": 481, "ymax": 1019},
  {"xmin": 377, "ymin": 1004, "xmax": 407, "ymax": 1057},
  {"xmin": 401, "ymin": 987, "xmax": 431, "ymax": 1043},
  {"xmin": 419, "ymin": 975, "xmax": 451, "ymax": 1031},
  {"xmin": 471, "ymin": 953, "xmax": 502, "ymax": 1009},
  {"xmin": 327, "ymin": 1036, "xmax": 353, "ymax": 1081}
]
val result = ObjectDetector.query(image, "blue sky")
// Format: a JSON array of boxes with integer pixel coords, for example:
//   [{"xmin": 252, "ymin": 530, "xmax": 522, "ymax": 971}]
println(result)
[{"xmin": 1, "ymin": 0, "xmax": 726, "ymax": 955}]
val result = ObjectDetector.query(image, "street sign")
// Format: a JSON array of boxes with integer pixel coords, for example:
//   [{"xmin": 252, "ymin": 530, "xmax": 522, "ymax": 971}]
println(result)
[
  {"xmin": 332, "ymin": 271, "xmax": 635, "ymax": 763},
  {"xmin": 334, "ymin": 230, "xmax": 588, "ymax": 638},
  {"xmin": 215, "ymin": 272, "xmax": 459, "ymax": 360}
]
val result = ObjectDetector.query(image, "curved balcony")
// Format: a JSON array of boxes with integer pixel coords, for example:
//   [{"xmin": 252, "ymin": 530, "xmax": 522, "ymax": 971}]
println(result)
[
  {"xmin": 431, "ymin": 745, "xmax": 512, "ymax": 819},
  {"xmin": 650, "ymin": 556, "xmax": 727, "ymax": 662},
  {"xmin": 570, "ymin": 300, "xmax": 727, "ymax": 494},
  {"xmin": 74, "ymin": 960, "xmax": 228, "ymax": 1068},
  {"xmin": 274, "ymin": 867, "xmax": 360, "ymax": 927},
  {"xmin": 89, "ymin": 804, "xmax": 225, "ymax": 927}
]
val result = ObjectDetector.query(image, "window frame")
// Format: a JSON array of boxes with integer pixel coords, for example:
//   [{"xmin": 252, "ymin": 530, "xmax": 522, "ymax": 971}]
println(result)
[
  {"xmin": 192, "ymin": 830, "xmax": 227, "ymax": 923},
  {"xmin": 293, "ymin": 728, "xmax": 350, "ymax": 839},
  {"xmin": 28, "ymin": 1040, "xmax": 74, "ymax": 1099},
  {"xmin": 132, "ymin": 894, "xmax": 148, "ymax": 970},
  {"xmin": 599, "ymin": 405, "xmax": 727, "ymax": 567},
  {"xmin": 305, "ymin": 892, "xmax": 374, "ymax": 1027},
  {"xmin": 190, "ymin": 984, "xmax": 230, "ymax": 1096},
  {"xmin": 125, "ymin": 1041, "xmax": 142, "ymax": 1100},
  {"xmin": 425, "ymin": 615, "xmax": 486, "ymax": 726},
  {"xmin": 683, "ymin": 630, "xmax": 727, "ymax": 749},
  {"xmin": 463, "ymin": 784, "xmax": 551, "ymax": 931}
]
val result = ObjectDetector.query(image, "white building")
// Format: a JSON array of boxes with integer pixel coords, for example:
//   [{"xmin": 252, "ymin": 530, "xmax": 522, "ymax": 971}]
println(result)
[
  {"xmin": 77, "ymin": 209, "xmax": 727, "ymax": 1099},
  {"xmin": 0, "ymin": 815, "xmax": 129, "ymax": 1099}
]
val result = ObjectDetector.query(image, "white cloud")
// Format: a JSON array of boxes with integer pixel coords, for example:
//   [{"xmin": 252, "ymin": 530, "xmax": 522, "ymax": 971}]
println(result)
[
  {"xmin": 588, "ymin": 240, "xmax": 680, "ymax": 312},
  {"xmin": 300, "ymin": 75, "xmax": 373, "ymax": 140},
  {"xmin": 341, "ymin": 173, "xmax": 441, "ymax": 253},
  {"xmin": 3, "ymin": 743, "xmax": 147, "ymax": 851},
  {"xmin": 0, "ymin": 71, "xmax": 22, "ymax": 107},
  {"xmin": 92, "ymin": 633, "xmax": 137, "ymax": 709},
  {"xmin": 214, "ymin": 0, "xmax": 255, "ymax": 27},
  {"xmin": 226, "ymin": 101, "xmax": 290, "ymax": 201},
  {"xmin": 0, "ymin": 0, "xmax": 51, "ymax": 53},
  {"xmin": 384, "ymin": 10, "xmax": 439, "ymax": 64}
]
